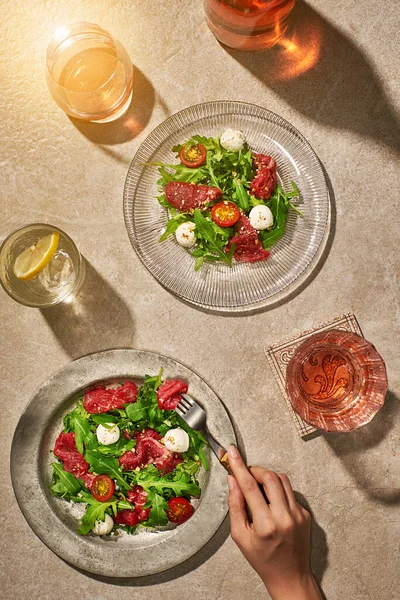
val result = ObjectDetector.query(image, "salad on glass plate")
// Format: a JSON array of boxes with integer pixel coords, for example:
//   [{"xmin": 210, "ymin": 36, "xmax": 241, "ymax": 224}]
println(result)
[
  {"xmin": 50, "ymin": 371, "xmax": 208, "ymax": 537},
  {"xmin": 123, "ymin": 100, "xmax": 330, "ymax": 312},
  {"xmin": 151, "ymin": 128, "xmax": 302, "ymax": 271}
]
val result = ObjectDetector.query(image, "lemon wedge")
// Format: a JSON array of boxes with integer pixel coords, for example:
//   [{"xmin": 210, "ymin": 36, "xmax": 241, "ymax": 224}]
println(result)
[{"xmin": 13, "ymin": 232, "xmax": 60, "ymax": 280}]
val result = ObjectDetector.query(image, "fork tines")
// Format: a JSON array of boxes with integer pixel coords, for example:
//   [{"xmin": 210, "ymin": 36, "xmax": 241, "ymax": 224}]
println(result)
[{"xmin": 175, "ymin": 393, "xmax": 193, "ymax": 415}]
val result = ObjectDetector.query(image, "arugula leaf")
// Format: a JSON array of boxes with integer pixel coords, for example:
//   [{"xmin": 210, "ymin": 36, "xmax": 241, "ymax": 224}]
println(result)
[
  {"xmin": 259, "ymin": 226, "xmax": 286, "ymax": 249},
  {"xmin": 171, "ymin": 143, "xmax": 183, "ymax": 153},
  {"xmin": 156, "ymin": 193, "xmax": 170, "ymax": 209},
  {"xmin": 176, "ymin": 458, "xmax": 201, "ymax": 476},
  {"xmin": 192, "ymin": 134, "xmax": 219, "ymax": 150},
  {"xmin": 197, "ymin": 446, "xmax": 209, "ymax": 470},
  {"xmin": 154, "ymin": 163, "xmax": 208, "ymax": 186},
  {"xmin": 117, "ymin": 499, "xmax": 135, "ymax": 510},
  {"xmin": 159, "ymin": 212, "xmax": 191, "ymax": 242},
  {"xmin": 147, "ymin": 404, "xmax": 167, "ymax": 429},
  {"xmin": 193, "ymin": 209, "xmax": 232, "ymax": 266},
  {"xmin": 232, "ymin": 178, "xmax": 250, "ymax": 212},
  {"xmin": 258, "ymin": 182, "xmax": 302, "ymax": 249},
  {"xmin": 146, "ymin": 490, "xmax": 169, "ymax": 526},
  {"xmin": 50, "ymin": 481, "xmax": 70, "ymax": 497},
  {"xmin": 50, "ymin": 462, "xmax": 82, "ymax": 497},
  {"xmin": 63, "ymin": 398, "xmax": 88, "ymax": 432},
  {"xmin": 95, "ymin": 438, "xmax": 135, "ymax": 457},
  {"xmin": 125, "ymin": 379, "xmax": 161, "ymax": 426},
  {"xmin": 194, "ymin": 256, "xmax": 204, "ymax": 271},
  {"xmin": 125, "ymin": 371, "xmax": 169, "ymax": 429},
  {"xmin": 72, "ymin": 414, "xmax": 95, "ymax": 454},
  {"xmin": 78, "ymin": 499, "xmax": 117, "ymax": 535},
  {"xmin": 286, "ymin": 180, "xmax": 299, "ymax": 198},
  {"xmin": 288, "ymin": 200, "xmax": 304, "ymax": 217},
  {"xmin": 205, "ymin": 149, "xmax": 220, "ymax": 188},
  {"xmin": 84, "ymin": 450, "xmax": 130, "ymax": 490},
  {"xmin": 72, "ymin": 490, "xmax": 94, "ymax": 504},
  {"xmin": 249, "ymin": 194, "xmax": 266, "ymax": 207},
  {"xmin": 90, "ymin": 414, "xmax": 118, "ymax": 425},
  {"xmin": 135, "ymin": 465, "xmax": 201, "ymax": 497},
  {"xmin": 176, "ymin": 417, "xmax": 209, "ymax": 470},
  {"xmin": 143, "ymin": 369, "xmax": 163, "ymax": 390},
  {"xmin": 171, "ymin": 137, "xmax": 201, "ymax": 154},
  {"xmin": 125, "ymin": 402, "xmax": 149, "ymax": 422}
]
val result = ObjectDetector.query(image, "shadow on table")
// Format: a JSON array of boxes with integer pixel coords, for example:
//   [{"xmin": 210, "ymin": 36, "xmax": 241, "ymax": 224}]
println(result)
[
  {"xmin": 225, "ymin": 0, "xmax": 400, "ymax": 153},
  {"xmin": 295, "ymin": 492, "xmax": 329, "ymax": 599},
  {"xmin": 69, "ymin": 64, "xmax": 155, "ymax": 147},
  {"xmin": 324, "ymin": 390, "xmax": 400, "ymax": 505},
  {"xmin": 40, "ymin": 259, "xmax": 135, "ymax": 359}
]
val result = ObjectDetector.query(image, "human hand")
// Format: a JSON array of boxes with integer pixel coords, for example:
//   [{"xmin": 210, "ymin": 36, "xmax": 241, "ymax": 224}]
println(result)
[{"xmin": 227, "ymin": 445, "xmax": 322, "ymax": 600}]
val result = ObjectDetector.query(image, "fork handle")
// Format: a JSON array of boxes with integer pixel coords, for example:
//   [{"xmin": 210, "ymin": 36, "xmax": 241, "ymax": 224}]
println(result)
[
  {"xmin": 204, "ymin": 432, "xmax": 270, "ymax": 502},
  {"xmin": 203, "ymin": 426, "xmax": 231, "ymax": 473}
]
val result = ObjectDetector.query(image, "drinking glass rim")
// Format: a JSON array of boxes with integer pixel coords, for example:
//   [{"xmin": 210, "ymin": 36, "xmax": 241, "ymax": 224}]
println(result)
[
  {"xmin": 0, "ymin": 222, "xmax": 82, "ymax": 262},
  {"xmin": 46, "ymin": 21, "xmax": 121, "ymax": 94}
]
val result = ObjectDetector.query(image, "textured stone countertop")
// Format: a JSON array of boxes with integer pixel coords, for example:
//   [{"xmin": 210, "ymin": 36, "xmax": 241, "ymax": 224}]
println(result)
[{"xmin": 1, "ymin": 1, "xmax": 399, "ymax": 599}]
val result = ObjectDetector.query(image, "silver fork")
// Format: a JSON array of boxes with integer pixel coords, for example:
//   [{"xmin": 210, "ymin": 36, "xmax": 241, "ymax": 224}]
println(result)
[
  {"xmin": 176, "ymin": 394, "xmax": 270, "ymax": 504},
  {"xmin": 175, "ymin": 393, "xmax": 231, "ymax": 472}
]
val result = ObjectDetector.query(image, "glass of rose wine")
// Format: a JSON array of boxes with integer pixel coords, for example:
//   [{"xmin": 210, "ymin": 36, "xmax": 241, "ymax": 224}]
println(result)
[
  {"xmin": 46, "ymin": 22, "xmax": 133, "ymax": 122},
  {"xmin": 204, "ymin": 0, "xmax": 296, "ymax": 51},
  {"xmin": 285, "ymin": 330, "xmax": 388, "ymax": 432}
]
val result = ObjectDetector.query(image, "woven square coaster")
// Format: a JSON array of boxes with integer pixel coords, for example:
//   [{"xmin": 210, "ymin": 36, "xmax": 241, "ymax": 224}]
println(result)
[{"xmin": 264, "ymin": 313, "xmax": 363, "ymax": 438}]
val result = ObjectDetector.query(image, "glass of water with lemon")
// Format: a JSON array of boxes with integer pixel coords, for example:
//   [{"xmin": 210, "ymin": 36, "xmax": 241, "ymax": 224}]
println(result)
[{"xmin": 0, "ymin": 224, "xmax": 84, "ymax": 307}]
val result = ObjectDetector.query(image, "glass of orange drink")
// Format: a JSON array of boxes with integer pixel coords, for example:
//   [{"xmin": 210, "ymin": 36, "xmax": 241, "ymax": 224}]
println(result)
[{"xmin": 46, "ymin": 22, "xmax": 133, "ymax": 122}]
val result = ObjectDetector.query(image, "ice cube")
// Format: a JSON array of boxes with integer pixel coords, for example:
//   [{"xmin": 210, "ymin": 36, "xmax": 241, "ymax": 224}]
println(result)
[{"xmin": 38, "ymin": 250, "xmax": 75, "ymax": 291}]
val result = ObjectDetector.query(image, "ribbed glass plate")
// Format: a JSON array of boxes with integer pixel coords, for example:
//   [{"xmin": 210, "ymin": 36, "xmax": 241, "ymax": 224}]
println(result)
[{"xmin": 123, "ymin": 101, "xmax": 330, "ymax": 312}]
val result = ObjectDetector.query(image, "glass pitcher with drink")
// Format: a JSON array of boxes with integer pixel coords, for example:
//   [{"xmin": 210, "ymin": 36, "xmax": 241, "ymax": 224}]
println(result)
[{"xmin": 204, "ymin": 0, "xmax": 296, "ymax": 51}]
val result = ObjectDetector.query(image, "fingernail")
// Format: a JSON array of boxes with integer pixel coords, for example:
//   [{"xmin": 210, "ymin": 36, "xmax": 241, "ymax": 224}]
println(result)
[
  {"xmin": 228, "ymin": 444, "xmax": 239, "ymax": 459},
  {"xmin": 227, "ymin": 475, "xmax": 236, "ymax": 490}
]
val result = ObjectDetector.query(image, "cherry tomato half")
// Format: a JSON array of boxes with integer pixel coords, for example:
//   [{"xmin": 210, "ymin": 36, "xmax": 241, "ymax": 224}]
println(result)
[
  {"xmin": 179, "ymin": 144, "xmax": 206, "ymax": 168},
  {"xmin": 166, "ymin": 497, "xmax": 194, "ymax": 524},
  {"xmin": 211, "ymin": 201, "xmax": 240, "ymax": 227},
  {"xmin": 91, "ymin": 475, "xmax": 115, "ymax": 502}
]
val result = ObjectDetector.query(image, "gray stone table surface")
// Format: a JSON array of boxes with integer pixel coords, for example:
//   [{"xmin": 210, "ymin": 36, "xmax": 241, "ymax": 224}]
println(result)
[{"xmin": 1, "ymin": 1, "xmax": 399, "ymax": 599}]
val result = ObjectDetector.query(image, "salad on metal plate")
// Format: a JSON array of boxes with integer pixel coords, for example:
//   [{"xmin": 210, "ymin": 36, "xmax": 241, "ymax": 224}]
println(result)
[
  {"xmin": 151, "ymin": 128, "xmax": 302, "ymax": 270},
  {"xmin": 49, "ymin": 371, "xmax": 208, "ymax": 536}
]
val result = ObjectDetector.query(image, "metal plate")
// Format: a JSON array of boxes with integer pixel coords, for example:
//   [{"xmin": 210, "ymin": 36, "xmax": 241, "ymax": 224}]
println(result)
[{"xmin": 11, "ymin": 349, "xmax": 235, "ymax": 577}]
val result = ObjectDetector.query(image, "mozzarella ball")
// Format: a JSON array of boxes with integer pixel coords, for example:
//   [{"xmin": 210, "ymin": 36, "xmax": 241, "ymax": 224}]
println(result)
[
  {"xmin": 249, "ymin": 205, "xmax": 274, "ymax": 230},
  {"xmin": 96, "ymin": 423, "xmax": 120, "ymax": 445},
  {"xmin": 220, "ymin": 128, "xmax": 246, "ymax": 152},
  {"xmin": 92, "ymin": 514, "xmax": 114, "ymax": 535},
  {"xmin": 163, "ymin": 428, "xmax": 190, "ymax": 453},
  {"xmin": 175, "ymin": 222, "xmax": 197, "ymax": 248}
]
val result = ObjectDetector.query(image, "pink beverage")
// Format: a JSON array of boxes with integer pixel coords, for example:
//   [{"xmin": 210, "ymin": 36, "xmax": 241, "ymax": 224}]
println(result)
[
  {"xmin": 285, "ymin": 330, "xmax": 388, "ymax": 432},
  {"xmin": 204, "ymin": 0, "xmax": 296, "ymax": 51}
]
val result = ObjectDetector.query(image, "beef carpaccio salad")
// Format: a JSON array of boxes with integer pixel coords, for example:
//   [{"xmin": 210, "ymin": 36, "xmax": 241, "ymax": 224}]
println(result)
[
  {"xmin": 153, "ymin": 129, "xmax": 302, "ymax": 270},
  {"xmin": 50, "ymin": 372, "xmax": 208, "ymax": 536}
]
